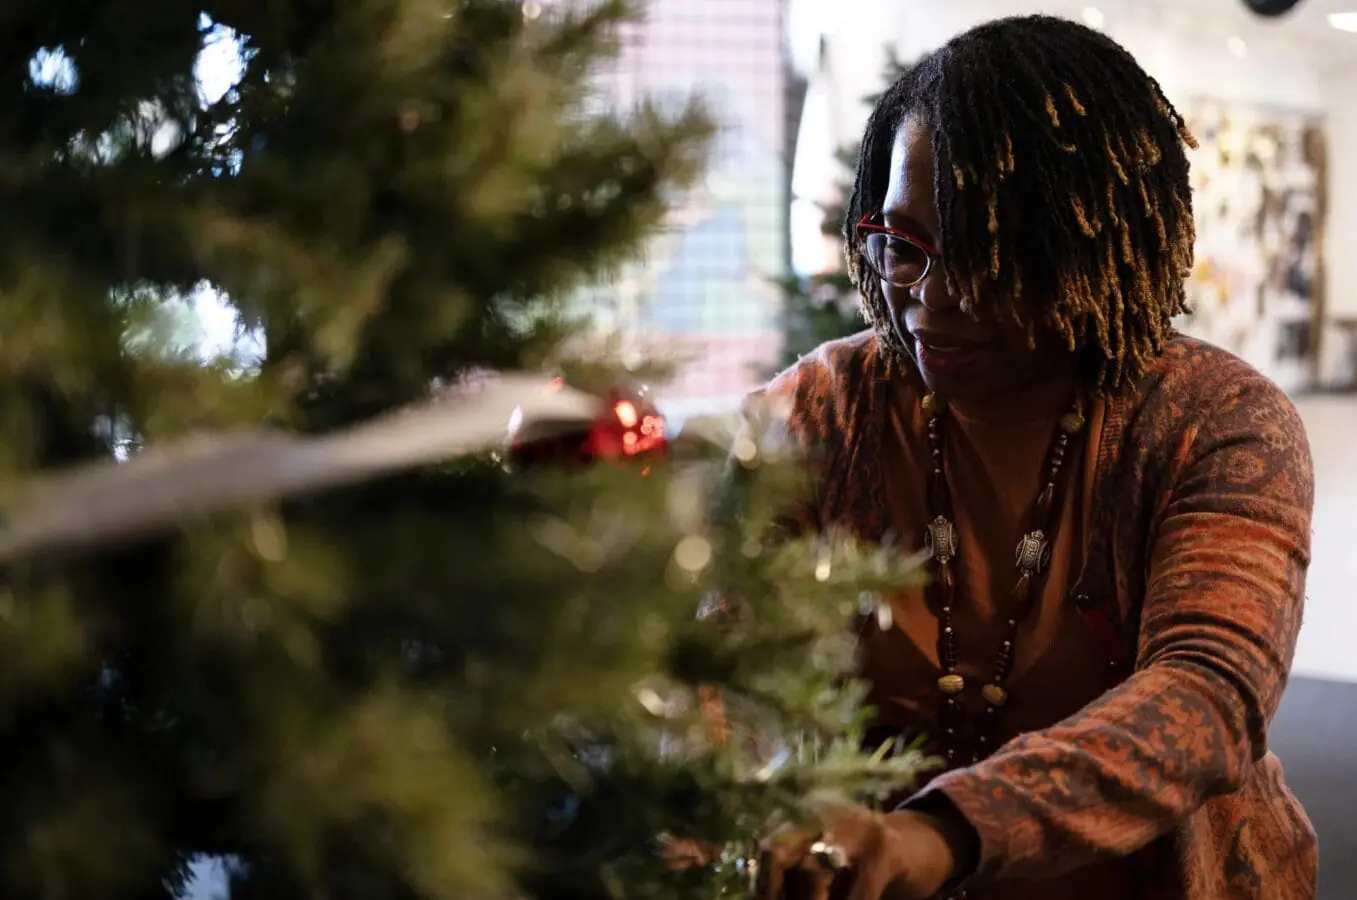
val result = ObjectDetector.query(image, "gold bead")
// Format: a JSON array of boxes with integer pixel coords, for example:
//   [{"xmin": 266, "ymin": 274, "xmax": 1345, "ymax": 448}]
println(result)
[
  {"xmin": 1059, "ymin": 411, "xmax": 1086, "ymax": 434},
  {"xmin": 938, "ymin": 673, "xmax": 965, "ymax": 694},
  {"xmin": 921, "ymin": 392, "xmax": 947, "ymax": 414},
  {"xmin": 981, "ymin": 684, "xmax": 1009, "ymax": 707}
]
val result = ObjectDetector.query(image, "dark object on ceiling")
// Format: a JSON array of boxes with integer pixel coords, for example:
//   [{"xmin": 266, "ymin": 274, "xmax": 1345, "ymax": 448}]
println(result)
[{"xmin": 1242, "ymin": 0, "xmax": 1305, "ymax": 17}]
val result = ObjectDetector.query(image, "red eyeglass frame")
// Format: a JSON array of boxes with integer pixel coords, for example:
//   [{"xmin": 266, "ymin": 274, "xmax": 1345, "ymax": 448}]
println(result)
[{"xmin": 854, "ymin": 213, "xmax": 943, "ymax": 286}]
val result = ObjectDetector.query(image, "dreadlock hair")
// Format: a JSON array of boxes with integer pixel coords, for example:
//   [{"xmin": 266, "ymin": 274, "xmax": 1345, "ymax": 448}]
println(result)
[{"xmin": 844, "ymin": 15, "xmax": 1198, "ymax": 392}]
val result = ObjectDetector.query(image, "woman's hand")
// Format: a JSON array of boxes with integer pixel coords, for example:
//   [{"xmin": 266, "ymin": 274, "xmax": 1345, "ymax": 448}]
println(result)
[
  {"xmin": 756, "ymin": 806, "xmax": 960, "ymax": 900},
  {"xmin": 657, "ymin": 834, "xmax": 725, "ymax": 870}
]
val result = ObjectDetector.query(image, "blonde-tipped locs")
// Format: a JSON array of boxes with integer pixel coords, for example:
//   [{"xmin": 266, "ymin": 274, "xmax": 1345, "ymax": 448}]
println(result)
[{"xmin": 845, "ymin": 15, "xmax": 1198, "ymax": 392}]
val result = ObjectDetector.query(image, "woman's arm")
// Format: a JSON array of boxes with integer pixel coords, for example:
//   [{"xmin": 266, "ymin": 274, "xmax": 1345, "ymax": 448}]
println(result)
[{"xmin": 907, "ymin": 370, "xmax": 1314, "ymax": 884}]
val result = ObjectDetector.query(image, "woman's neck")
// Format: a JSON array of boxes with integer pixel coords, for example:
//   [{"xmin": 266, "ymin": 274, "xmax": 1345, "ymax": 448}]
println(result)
[{"xmin": 946, "ymin": 368, "xmax": 1081, "ymax": 426}]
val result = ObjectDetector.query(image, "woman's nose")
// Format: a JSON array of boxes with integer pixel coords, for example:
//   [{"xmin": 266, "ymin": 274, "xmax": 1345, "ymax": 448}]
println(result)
[{"xmin": 914, "ymin": 268, "xmax": 960, "ymax": 312}]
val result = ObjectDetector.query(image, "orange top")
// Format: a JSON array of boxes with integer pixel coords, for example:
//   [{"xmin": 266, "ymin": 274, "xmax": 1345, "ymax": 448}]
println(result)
[
  {"xmin": 859, "ymin": 365, "xmax": 1137, "ymax": 899},
  {"xmin": 747, "ymin": 330, "xmax": 1316, "ymax": 899}
]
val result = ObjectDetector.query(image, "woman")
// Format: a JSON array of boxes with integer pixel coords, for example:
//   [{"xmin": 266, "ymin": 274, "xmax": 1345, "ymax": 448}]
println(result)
[{"xmin": 750, "ymin": 14, "xmax": 1316, "ymax": 900}]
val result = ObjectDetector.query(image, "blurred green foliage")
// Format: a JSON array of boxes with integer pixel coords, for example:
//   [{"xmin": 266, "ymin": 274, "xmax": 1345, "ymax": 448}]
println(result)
[{"xmin": 0, "ymin": 3, "xmax": 929, "ymax": 897}]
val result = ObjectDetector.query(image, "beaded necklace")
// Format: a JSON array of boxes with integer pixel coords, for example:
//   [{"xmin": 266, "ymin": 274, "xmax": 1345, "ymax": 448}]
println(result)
[{"xmin": 920, "ymin": 390, "xmax": 1087, "ymax": 766}]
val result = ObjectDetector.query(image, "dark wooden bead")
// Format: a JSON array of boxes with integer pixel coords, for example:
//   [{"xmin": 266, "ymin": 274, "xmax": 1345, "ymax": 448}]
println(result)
[{"xmin": 922, "ymin": 391, "xmax": 1087, "ymax": 785}]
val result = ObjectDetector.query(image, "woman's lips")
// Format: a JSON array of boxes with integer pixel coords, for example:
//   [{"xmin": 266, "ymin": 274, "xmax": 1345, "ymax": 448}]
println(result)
[{"xmin": 912, "ymin": 333, "xmax": 986, "ymax": 377}]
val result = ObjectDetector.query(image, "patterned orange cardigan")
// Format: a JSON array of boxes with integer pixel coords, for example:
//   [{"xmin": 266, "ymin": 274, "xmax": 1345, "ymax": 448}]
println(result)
[{"xmin": 755, "ymin": 330, "xmax": 1317, "ymax": 899}]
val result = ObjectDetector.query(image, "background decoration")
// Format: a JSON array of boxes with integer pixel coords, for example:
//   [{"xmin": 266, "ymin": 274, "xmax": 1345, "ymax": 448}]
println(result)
[{"xmin": 1178, "ymin": 97, "xmax": 1327, "ymax": 393}]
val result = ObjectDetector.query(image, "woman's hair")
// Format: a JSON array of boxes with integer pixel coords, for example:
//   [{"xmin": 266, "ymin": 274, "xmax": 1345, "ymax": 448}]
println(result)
[{"xmin": 845, "ymin": 15, "xmax": 1198, "ymax": 390}]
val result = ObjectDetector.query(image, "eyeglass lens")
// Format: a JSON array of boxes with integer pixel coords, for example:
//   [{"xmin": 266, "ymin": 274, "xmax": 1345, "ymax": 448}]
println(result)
[{"xmin": 863, "ymin": 233, "xmax": 930, "ymax": 287}]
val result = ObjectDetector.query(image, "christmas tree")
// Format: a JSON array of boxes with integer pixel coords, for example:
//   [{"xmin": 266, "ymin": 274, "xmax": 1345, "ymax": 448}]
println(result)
[
  {"xmin": 0, "ymin": 2, "xmax": 931, "ymax": 899},
  {"xmin": 777, "ymin": 51, "xmax": 915, "ymax": 367}
]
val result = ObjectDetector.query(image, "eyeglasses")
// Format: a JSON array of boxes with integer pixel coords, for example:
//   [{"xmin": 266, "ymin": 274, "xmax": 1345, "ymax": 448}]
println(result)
[{"xmin": 854, "ymin": 213, "xmax": 942, "ymax": 288}]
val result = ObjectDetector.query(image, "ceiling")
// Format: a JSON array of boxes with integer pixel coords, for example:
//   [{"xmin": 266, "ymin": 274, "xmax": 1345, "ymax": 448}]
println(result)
[{"xmin": 1084, "ymin": 0, "xmax": 1357, "ymax": 67}]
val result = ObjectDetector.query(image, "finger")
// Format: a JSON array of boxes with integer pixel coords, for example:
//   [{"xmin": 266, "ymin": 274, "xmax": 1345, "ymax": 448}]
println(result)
[
  {"xmin": 827, "ymin": 820, "xmax": 890, "ymax": 900},
  {"xmin": 839, "ymin": 857, "xmax": 893, "ymax": 900},
  {"xmin": 657, "ymin": 835, "xmax": 715, "ymax": 871},
  {"xmin": 817, "ymin": 804, "xmax": 876, "ymax": 843},
  {"xmin": 757, "ymin": 829, "xmax": 821, "ymax": 900},
  {"xmin": 785, "ymin": 859, "xmax": 836, "ymax": 900},
  {"xmin": 755, "ymin": 846, "xmax": 790, "ymax": 900}
]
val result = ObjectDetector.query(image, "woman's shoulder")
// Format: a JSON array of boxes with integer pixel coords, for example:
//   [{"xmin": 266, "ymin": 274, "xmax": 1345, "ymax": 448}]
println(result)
[
  {"xmin": 749, "ymin": 330, "xmax": 885, "ymax": 433},
  {"xmin": 1133, "ymin": 334, "xmax": 1303, "ymax": 425},
  {"xmin": 762, "ymin": 329, "xmax": 882, "ymax": 398},
  {"xmin": 1119, "ymin": 333, "xmax": 1310, "ymax": 471}
]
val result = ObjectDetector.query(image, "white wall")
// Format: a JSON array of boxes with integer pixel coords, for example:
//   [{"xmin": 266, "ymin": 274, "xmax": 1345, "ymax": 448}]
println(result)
[
  {"xmin": 1324, "ymin": 64, "xmax": 1357, "ymax": 319},
  {"xmin": 1319, "ymin": 62, "xmax": 1357, "ymax": 384},
  {"xmin": 1293, "ymin": 395, "xmax": 1357, "ymax": 683}
]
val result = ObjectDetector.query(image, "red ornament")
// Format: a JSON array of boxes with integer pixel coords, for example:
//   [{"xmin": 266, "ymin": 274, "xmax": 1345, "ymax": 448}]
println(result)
[{"xmin": 505, "ymin": 379, "xmax": 668, "ymax": 470}]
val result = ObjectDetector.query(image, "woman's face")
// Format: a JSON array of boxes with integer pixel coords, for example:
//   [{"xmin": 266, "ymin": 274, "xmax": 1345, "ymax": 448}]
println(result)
[{"xmin": 878, "ymin": 117, "xmax": 1074, "ymax": 401}]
